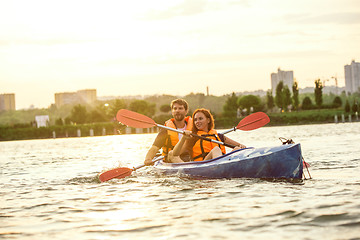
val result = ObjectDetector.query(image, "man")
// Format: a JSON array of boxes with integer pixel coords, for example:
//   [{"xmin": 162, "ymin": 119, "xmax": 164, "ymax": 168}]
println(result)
[{"xmin": 144, "ymin": 99, "xmax": 192, "ymax": 165}]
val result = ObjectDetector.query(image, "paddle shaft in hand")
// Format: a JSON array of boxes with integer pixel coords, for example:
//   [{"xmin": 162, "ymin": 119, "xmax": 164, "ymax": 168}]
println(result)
[{"xmin": 116, "ymin": 109, "xmax": 237, "ymax": 148}]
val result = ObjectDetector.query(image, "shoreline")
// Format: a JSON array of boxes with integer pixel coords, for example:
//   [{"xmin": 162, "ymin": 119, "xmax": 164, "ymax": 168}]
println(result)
[{"xmin": 1, "ymin": 119, "xmax": 359, "ymax": 142}]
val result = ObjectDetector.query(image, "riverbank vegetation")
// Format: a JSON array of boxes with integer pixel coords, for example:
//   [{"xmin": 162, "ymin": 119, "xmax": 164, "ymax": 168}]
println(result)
[{"xmin": 1, "ymin": 83, "xmax": 359, "ymax": 141}]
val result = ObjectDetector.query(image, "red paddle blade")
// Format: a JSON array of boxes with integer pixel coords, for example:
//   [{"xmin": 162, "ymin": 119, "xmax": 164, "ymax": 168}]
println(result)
[
  {"xmin": 303, "ymin": 161, "xmax": 310, "ymax": 168},
  {"xmin": 99, "ymin": 167, "xmax": 133, "ymax": 182},
  {"xmin": 237, "ymin": 112, "xmax": 270, "ymax": 131},
  {"xmin": 116, "ymin": 109, "xmax": 156, "ymax": 128}
]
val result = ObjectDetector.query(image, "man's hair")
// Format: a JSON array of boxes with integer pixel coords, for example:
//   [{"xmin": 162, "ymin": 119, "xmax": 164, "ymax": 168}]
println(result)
[{"xmin": 170, "ymin": 99, "xmax": 189, "ymax": 111}]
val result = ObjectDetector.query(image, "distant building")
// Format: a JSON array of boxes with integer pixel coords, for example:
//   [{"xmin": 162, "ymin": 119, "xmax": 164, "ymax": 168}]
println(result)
[
  {"xmin": 77, "ymin": 89, "xmax": 97, "ymax": 103},
  {"xmin": 55, "ymin": 89, "xmax": 97, "ymax": 107},
  {"xmin": 35, "ymin": 115, "xmax": 49, "ymax": 128},
  {"xmin": 55, "ymin": 92, "xmax": 77, "ymax": 107},
  {"xmin": 344, "ymin": 60, "xmax": 360, "ymax": 94},
  {"xmin": 0, "ymin": 93, "xmax": 16, "ymax": 111},
  {"xmin": 271, "ymin": 68, "xmax": 294, "ymax": 96}
]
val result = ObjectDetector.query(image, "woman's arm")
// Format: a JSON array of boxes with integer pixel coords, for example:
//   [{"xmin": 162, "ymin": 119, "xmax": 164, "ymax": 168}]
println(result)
[
  {"xmin": 223, "ymin": 135, "xmax": 246, "ymax": 149},
  {"xmin": 172, "ymin": 130, "xmax": 192, "ymax": 156}
]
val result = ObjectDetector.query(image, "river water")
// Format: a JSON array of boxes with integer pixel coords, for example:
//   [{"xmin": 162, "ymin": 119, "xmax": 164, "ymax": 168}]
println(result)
[{"xmin": 1, "ymin": 122, "xmax": 360, "ymax": 240}]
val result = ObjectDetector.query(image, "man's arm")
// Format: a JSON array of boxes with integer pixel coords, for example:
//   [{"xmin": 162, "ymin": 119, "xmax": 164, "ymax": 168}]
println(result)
[
  {"xmin": 144, "ymin": 129, "xmax": 167, "ymax": 165},
  {"xmin": 172, "ymin": 130, "xmax": 191, "ymax": 156},
  {"xmin": 144, "ymin": 145, "xmax": 160, "ymax": 165}
]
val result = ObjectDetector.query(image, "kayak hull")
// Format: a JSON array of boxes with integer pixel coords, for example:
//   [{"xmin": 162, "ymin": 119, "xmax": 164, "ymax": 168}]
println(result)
[{"xmin": 154, "ymin": 143, "xmax": 303, "ymax": 179}]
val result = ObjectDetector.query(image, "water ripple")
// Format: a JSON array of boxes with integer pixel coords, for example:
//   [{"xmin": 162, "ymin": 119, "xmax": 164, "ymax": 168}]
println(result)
[{"xmin": 1, "ymin": 124, "xmax": 360, "ymax": 239}]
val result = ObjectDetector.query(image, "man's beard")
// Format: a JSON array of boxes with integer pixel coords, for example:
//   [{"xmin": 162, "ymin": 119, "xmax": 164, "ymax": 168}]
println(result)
[{"xmin": 174, "ymin": 114, "xmax": 185, "ymax": 121}]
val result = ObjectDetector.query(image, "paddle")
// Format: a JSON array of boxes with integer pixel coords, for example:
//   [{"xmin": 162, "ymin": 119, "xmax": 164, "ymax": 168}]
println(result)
[
  {"xmin": 303, "ymin": 161, "xmax": 310, "ymax": 168},
  {"xmin": 98, "ymin": 156, "xmax": 163, "ymax": 182},
  {"xmin": 99, "ymin": 110, "xmax": 270, "ymax": 182},
  {"xmin": 221, "ymin": 112, "xmax": 270, "ymax": 134},
  {"xmin": 116, "ymin": 109, "xmax": 238, "ymax": 148}
]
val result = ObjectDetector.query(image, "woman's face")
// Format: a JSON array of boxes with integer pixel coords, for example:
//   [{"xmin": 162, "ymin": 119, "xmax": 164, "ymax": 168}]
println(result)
[{"xmin": 194, "ymin": 112, "xmax": 210, "ymax": 132}]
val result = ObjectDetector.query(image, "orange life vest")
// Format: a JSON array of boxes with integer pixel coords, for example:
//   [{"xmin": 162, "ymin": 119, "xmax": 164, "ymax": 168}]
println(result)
[
  {"xmin": 192, "ymin": 129, "xmax": 226, "ymax": 161},
  {"xmin": 162, "ymin": 116, "xmax": 193, "ymax": 156}
]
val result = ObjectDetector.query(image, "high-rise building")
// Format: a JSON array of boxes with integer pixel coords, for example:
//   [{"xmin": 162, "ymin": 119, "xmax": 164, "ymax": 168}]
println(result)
[
  {"xmin": 344, "ymin": 60, "xmax": 360, "ymax": 94},
  {"xmin": 0, "ymin": 93, "xmax": 16, "ymax": 111},
  {"xmin": 54, "ymin": 92, "xmax": 77, "ymax": 107},
  {"xmin": 54, "ymin": 89, "xmax": 97, "ymax": 107},
  {"xmin": 271, "ymin": 68, "xmax": 294, "ymax": 96},
  {"xmin": 77, "ymin": 89, "xmax": 97, "ymax": 104}
]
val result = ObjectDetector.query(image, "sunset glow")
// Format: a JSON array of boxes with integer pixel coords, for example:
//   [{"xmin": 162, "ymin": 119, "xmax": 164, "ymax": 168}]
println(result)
[{"xmin": 1, "ymin": 0, "xmax": 360, "ymax": 109}]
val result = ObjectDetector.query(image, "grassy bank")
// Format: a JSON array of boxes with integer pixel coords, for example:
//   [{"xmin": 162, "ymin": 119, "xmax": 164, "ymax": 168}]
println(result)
[
  {"xmin": 267, "ymin": 109, "xmax": 355, "ymax": 126},
  {"xmin": 0, "ymin": 123, "xmax": 122, "ymax": 141},
  {"xmin": 0, "ymin": 109, "xmax": 358, "ymax": 141}
]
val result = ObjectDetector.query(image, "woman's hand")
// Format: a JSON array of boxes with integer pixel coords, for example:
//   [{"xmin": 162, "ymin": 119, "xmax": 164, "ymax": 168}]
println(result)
[
  {"xmin": 238, "ymin": 143, "xmax": 246, "ymax": 149},
  {"xmin": 182, "ymin": 130, "xmax": 192, "ymax": 139},
  {"xmin": 232, "ymin": 144, "xmax": 246, "ymax": 151}
]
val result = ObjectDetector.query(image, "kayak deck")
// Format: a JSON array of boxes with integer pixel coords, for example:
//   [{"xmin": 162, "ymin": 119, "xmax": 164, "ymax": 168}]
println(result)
[{"xmin": 154, "ymin": 143, "xmax": 303, "ymax": 179}]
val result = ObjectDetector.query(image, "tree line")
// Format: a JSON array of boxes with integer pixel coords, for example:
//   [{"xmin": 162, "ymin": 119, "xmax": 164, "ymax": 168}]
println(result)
[
  {"xmin": 266, "ymin": 79, "xmax": 359, "ymax": 113},
  {"xmin": 56, "ymin": 99, "xmax": 157, "ymax": 125},
  {"xmin": 1, "ymin": 83, "xmax": 359, "ymax": 129}
]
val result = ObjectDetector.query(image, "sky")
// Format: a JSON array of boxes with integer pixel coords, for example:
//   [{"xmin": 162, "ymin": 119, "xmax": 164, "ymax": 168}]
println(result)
[{"xmin": 1, "ymin": 0, "xmax": 360, "ymax": 109}]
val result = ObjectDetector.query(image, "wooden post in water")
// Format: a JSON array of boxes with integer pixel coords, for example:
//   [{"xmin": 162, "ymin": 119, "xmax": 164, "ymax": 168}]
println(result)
[
  {"xmin": 52, "ymin": 131, "xmax": 56, "ymax": 139},
  {"xmin": 334, "ymin": 115, "xmax": 338, "ymax": 123},
  {"xmin": 125, "ymin": 127, "xmax": 131, "ymax": 134},
  {"xmin": 341, "ymin": 114, "xmax": 345, "ymax": 123},
  {"xmin": 349, "ymin": 115, "xmax": 352, "ymax": 122}
]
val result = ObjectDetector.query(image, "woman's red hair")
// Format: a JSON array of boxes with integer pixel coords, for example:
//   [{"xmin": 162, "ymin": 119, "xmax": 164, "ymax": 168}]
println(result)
[{"xmin": 191, "ymin": 108, "xmax": 214, "ymax": 134}]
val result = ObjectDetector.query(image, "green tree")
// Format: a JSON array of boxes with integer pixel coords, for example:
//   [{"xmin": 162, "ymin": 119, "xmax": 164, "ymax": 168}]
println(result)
[
  {"xmin": 238, "ymin": 95, "xmax": 261, "ymax": 113},
  {"xmin": 88, "ymin": 103, "xmax": 108, "ymax": 123},
  {"xmin": 69, "ymin": 104, "xmax": 88, "ymax": 124},
  {"xmin": 292, "ymin": 81, "xmax": 299, "ymax": 110},
  {"xmin": 345, "ymin": 100, "xmax": 350, "ymax": 113},
  {"xmin": 89, "ymin": 109, "xmax": 107, "ymax": 123},
  {"xmin": 198, "ymin": 93, "xmax": 205, "ymax": 107},
  {"xmin": 332, "ymin": 96, "xmax": 342, "ymax": 108},
  {"xmin": 266, "ymin": 90, "xmax": 275, "ymax": 111},
  {"xmin": 283, "ymin": 86, "xmax": 292, "ymax": 112},
  {"xmin": 275, "ymin": 81, "xmax": 284, "ymax": 110},
  {"xmin": 352, "ymin": 99, "xmax": 358, "ymax": 113},
  {"xmin": 55, "ymin": 118, "xmax": 63, "ymax": 125},
  {"xmin": 129, "ymin": 100, "xmax": 155, "ymax": 117},
  {"xmin": 222, "ymin": 92, "xmax": 239, "ymax": 118},
  {"xmin": 64, "ymin": 117, "xmax": 71, "ymax": 125},
  {"xmin": 109, "ymin": 99, "xmax": 127, "ymax": 119},
  {"xmin": 160, "ymin": 104, "xmax": 171, "ymax": 113},
  {"xmin": 314, "ymin": 79, "xmax": 323, "ymax": 108},
  {"xmin": 302, "ymin": 97, "xmax": 313, "ymax": 110}
]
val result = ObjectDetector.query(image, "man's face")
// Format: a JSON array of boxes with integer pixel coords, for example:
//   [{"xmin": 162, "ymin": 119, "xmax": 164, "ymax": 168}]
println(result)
[{"xmin": 171, "ymin": 103, "xmax": 188, "ymax": 121}]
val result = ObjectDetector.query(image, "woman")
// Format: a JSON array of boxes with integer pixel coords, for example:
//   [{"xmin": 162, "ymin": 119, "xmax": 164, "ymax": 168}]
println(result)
[{"xmin": 168, "ymin": 108, "xmax": 246, "ymax": 163}]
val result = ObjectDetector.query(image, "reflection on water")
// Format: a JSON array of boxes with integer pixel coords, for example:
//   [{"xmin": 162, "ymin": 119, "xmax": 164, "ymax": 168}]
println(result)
[{"xmin": 1, "ymin": 122, "xmax": 360, "ymax": 239}]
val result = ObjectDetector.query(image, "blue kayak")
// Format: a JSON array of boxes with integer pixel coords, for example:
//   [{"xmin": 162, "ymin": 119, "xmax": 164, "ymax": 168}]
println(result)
[{"xmin": 154, "ymin": 143, "xmax": 303, "ymax": 179}]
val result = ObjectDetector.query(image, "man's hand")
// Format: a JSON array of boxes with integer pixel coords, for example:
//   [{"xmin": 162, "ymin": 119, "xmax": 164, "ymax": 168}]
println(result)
[
  {"xmin": 144, "ymin": 158, "xmax": 155, "ymax": 166},
  {"xmin": 144, "ymin": 145, "xmax": 160, "ymax": 165}
]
